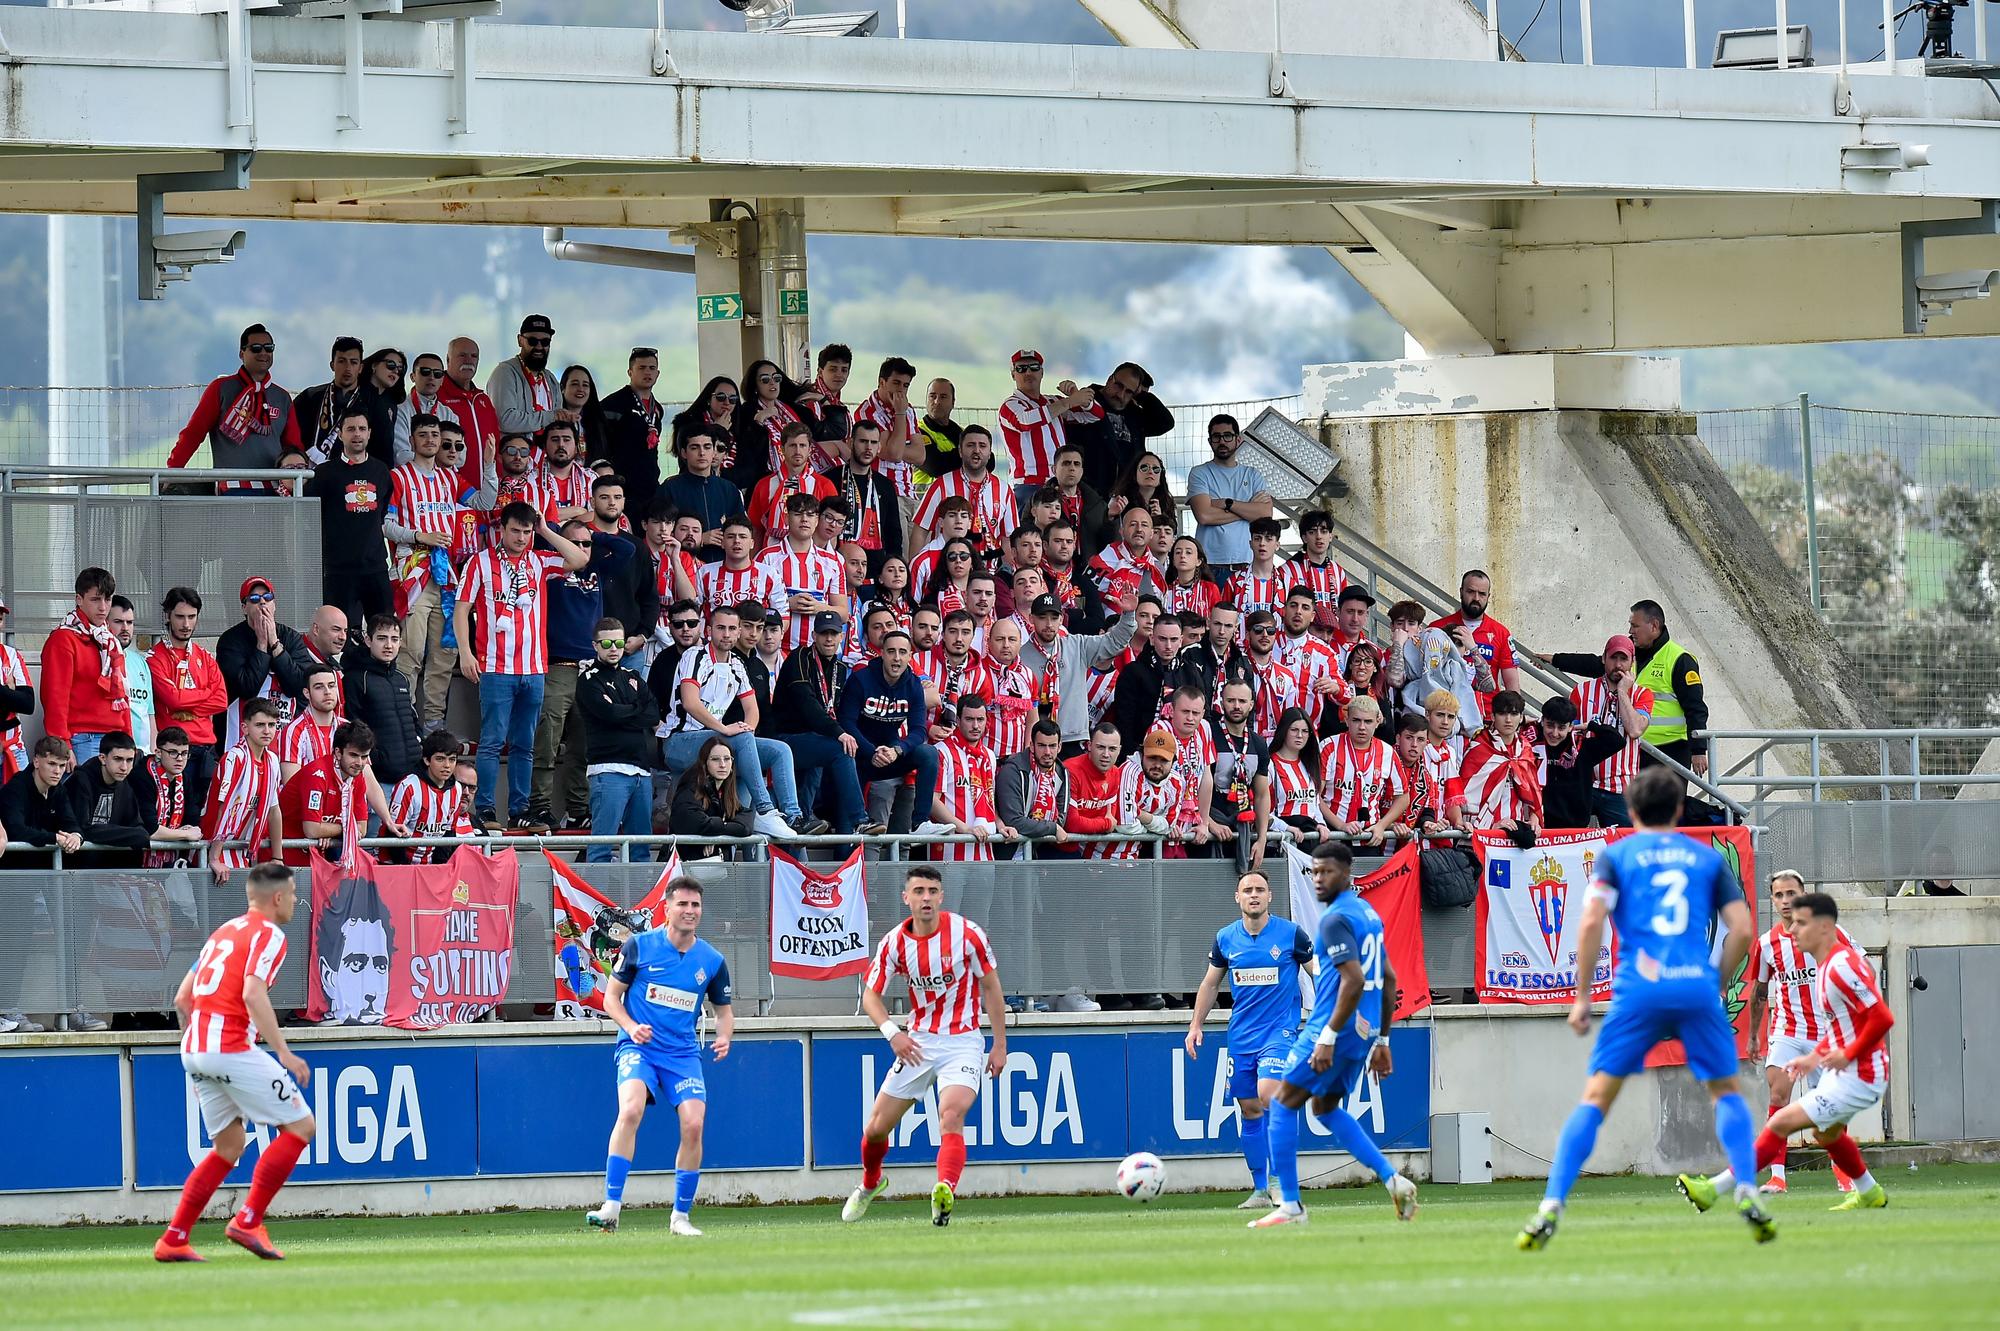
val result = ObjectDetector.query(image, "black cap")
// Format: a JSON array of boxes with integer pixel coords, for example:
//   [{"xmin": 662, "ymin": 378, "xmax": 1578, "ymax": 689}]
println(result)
[
  {"xmin": 519, "ymin": 314, "xmax": 554, "ymax": 335},
  {"xmin": 1337, "ymin": 586, "xmax": 1376, "ymax": 607},
  {"xmin": 1030, "ymin": 593, "xmax": 1062, "ymax": 617},
  {"xmin": 812, "ymin": 611, "xmax": 845, "ymax": 635}
]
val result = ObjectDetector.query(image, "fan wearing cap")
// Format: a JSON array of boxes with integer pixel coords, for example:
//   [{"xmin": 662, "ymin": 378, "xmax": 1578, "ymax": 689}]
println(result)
[
  {"xmin": 485, "ymin": 315, "xmax": 571, "ymax": 439},
  {"xmin": 1547, "ymin": 634, "xmax": 1655, "ymax": 827},
  {"xmin": 214, "ymin": 576, "xmax": 311, "ymax": 750},
  {"xmin": 996, "ymin": 350, "xmax": 1102, "ymax": 518},
  {"xmin": 1019, "ymin": 586, "xmax": 1137, "ymax": 755}
]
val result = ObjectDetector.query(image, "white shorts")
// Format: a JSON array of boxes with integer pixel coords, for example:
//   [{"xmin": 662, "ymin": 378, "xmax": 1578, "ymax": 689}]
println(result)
[
  {"xmin": 1797, "ymin": 1067, "xmax": 1883, "ymax": 1133},
  {"xmin": 182, "ymin": 1048, "xmax": 308, "ymax": 1136},
  {"xmin": 1766, "ymin": 1033, "xmax": 1823, "ymax": 1088},
  {"xmin": 879, "ymin": 1031, "xmax": 986, "ymax": 1102}
]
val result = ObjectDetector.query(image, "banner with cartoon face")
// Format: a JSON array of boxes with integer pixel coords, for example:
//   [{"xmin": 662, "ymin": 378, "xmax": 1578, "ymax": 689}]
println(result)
[{"xmin": 306, "ymin": 847, "xmax": 518, "ymax": 1029}]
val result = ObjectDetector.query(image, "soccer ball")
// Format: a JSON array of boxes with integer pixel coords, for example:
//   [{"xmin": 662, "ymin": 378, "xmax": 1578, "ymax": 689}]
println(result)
[{"xmin": 1115, "ymin": 1152, "xmax": 1166, "ymax": 1203}]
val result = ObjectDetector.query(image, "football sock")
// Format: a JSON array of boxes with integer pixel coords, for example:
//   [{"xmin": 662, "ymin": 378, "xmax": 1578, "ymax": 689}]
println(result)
[
  {"xmin": 1767, "ymin": 1100, "xmax": 1790, "ymax": 1179},
  {"xmin": 861, "ymin": 1136, "xmax": 889, "ymax": 1189},
  {"xmin": 1544, "ymin": 1103, "xmax": 1603, "ymax": 1206},
  {"xmin": 1825, "ymin": 1133, "xmax": 1871, "ymax": 1191},
  {"xmin": 937, "ymin": 1132, "xmax": 966, "ymax": 1188},
  {"xmin": 1313, "ymin": 1106, "xmax": 1397, "ymax": 1186},
  {"xmin": 1712, "ymin": 1094, "xmax": 1758, "ymax": 1199},
  {"xmin": 674, "ymin": 1169, "xmax": 699, "ymax": 1216},
  {"xmin": 1240, "ymin": 1112, "xmax": 1269, "ymax": 1190},
  {"xmin": 1269, "ymin": 1102, "xmax": 1302, "ymax": 1206},
  {"xmin": 236, "ymin": 1131, "xmax": 306, "ymax": 1229},
  {"xmin": 604, "ymin": 1152, "xmax": 633, "ymax": 1204},
  {"xmin": 1755, "ymin": 1127, "xmax": 1786, "ymax": 1172},
  {"xmin": 164, "ymin": 1150, "xmax": 234, "ymax": 1244}
]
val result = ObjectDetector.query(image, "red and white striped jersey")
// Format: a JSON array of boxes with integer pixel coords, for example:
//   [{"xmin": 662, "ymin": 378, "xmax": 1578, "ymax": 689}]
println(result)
[
  {"xmin": 1269, "ymin": 754, "xmax": 1319, "ymax": 822},
  {"xmin": 915, "ymin": 469, "xmax": 1017, "ymax": 548},
  {"xmin": 1568, "ymin": 677, "xmax": 1656, "ymax": 794},
  {"xmin": 1097, "ymin": 755, "xmax": 1188, "ymax": 860},
  {"xmin": 538, "ymin": 463, "xmax": 593, "ymax": 515},
  {"xmin": 853, "ymin": 392, "xmax": 920, "ymax": 498},
  {"xmin": 745, "ymin": 400, "xmax": 806, "ymax": 471},
  {"xmin": 1419, "ymin": 739, "xmax": 1467, "ymax": 814},
  {"xmin": 277, "ymin": 711, "xmax": 340, "ymax": 771},
  {"xmin": 389, "ymin": 462, "xmax": 461, "ymax": 537},
  {"xmin": 279, "ymin": 753, "xmax": 363, "ymax": 869},
  {"xmin": 1321, "ymin": 735, "xmax": 1407, "ymax": 826},
  {"xmin": 1160, "ymin": 579, "xmax": 1221, "ymax": 620},
  {"xmin": 1274, "ymin": 632, "xmax": 1339, "ymax": 717},
  {"xmin": 1277, "ymin": 556, "xmax": 1348, "ymax": 618},
  {"xmin": 1151, "ymin": 722, "xmax": 1215, "ymax": 828},
  {"xmin": 864, "ymin": 910, "xmax": 997, "ymax": 1036},
  {"xmin": 182, "ymin": 912, "xmax": 289, "ymax": 1055},
  {"xmin": 997, "ymin": 390, "xmax": 1090, "ymax": 487},
  {"xmin": 487, "ymin": 471, "xmax": 560, "ymax": 536},
  {"xmin": 907, "ymin": 545, "xmax": 946, "ymax": 603},
  {"xmin": 1813, "ymin": 942, "xmax": 1890, "ymax": 1085},
  {"xmin": 934, "ymin": 734, "xmax": 998, "ymax": 862},
  {"xmin": 756, "ymin": 542, "xmax": 848, "ymax": 652},
  {"xmin": 458, "ymin": 546, "xmax": 565, "ymax": 674},
  {"xmin": 1458, "ymin": 733, "xmax": 1542, "ymax": 829},
  {"xmin": 1222, "ymin": 568, "xmax": 1286, "ymax": 618},
  {"xmin": 746, "ymin": 465, "xmax": 836, "ymax": 543},
  {"xmin": 201, "ymin": 742, "xmax": 282, "ymax": 872},
  {"xmin": 695, "ymin": 561, "xmax": 783, "ymax": 620},
  {"xmin": 1088, "ymin": 543, "xmax": 1161, "ymax": 604},
  {"xmin": 1752, "ymin": 923, "xmax": 1857, "ymax": 1042},
  {"xmin": 1249, "ymin": 658, "xmax": 1300, "ymax": 739},
  {"xmin": 917, "ymin": 650, "xmax": 994, "ymax": 713},
  {"xmin": 388, "ymin": 773, "xmax": 475, "ymax": 865},
  {"xmin": 985, "ymin": 657, "xmax": 1036, "ymax": 758}
]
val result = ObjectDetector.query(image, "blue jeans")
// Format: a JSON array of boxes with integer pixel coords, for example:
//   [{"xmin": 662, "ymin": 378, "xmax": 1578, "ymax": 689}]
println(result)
[
  {"xmin": 784, "ymin": 732, "xmax": 866, "ymax": 833},
  {"xmin": 69, "ymin": 732, "xmax": 105, "ymax": 764},
  {"xmin": 476, "ymin": 672, "xmax": 545, "ymax": 818},
  {"xmin": 1590, "ymin": 787, "xmax": 1632, "ymax": 828},
  {"xmin": 855, "ymin": 742, "xmax": 939, "ymax": 823},
  {"xmin": 588, "ymin": 772, "xmax": 654, "ymax": 863},
  {"xmin": 661, "ymin": 729, "xmax": 801, "ymax": 820}
]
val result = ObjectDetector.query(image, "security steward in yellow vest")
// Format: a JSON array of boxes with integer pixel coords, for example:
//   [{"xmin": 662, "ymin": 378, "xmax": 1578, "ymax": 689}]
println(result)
[{"xmin": 1534, "ymin": 597, "xmax": 1709, "ymax": 779}]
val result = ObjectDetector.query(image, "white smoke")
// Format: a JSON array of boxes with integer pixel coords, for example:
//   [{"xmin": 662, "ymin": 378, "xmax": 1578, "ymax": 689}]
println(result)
[{"xmin": 1108, "ymin": 248, "xmax": 1359, "ymax": 401}]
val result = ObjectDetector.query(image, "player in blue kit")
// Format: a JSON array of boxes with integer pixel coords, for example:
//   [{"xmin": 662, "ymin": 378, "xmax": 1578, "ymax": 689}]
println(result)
[
  {"xmin": 587, "ymin": 878, "xmax": 734, "ymax": 1238},
  {"xmin": 1516, "ymin": 766, "xmax": 1769, "ymax": 1251},
  {"xmin": 1186, "ymin": 870, "xmax": 1315, "ymax": 1209},
  {"xmin": 1251, "ymin": 842, "xmax": 1419, "ymax": 1228}
]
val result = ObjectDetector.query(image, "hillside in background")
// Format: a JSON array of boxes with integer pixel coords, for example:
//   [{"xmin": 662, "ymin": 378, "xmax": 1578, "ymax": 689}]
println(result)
[{"xmin": 0, "ymin": 0, "xmax": 1991, "ymax": 416}]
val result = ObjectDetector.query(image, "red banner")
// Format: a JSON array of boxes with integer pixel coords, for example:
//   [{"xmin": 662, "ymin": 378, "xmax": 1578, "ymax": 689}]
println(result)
[
  {"xmin": 545, "ymin": 849, "xmax": 683, "ymax": 1018},
  {"xmin": 305, "ymin": 847, "xmax": 518, "ymax": 1030},
  {"xmin": 1354, "ymin": 841, "xmax": 1432, "ymax": 1022}
]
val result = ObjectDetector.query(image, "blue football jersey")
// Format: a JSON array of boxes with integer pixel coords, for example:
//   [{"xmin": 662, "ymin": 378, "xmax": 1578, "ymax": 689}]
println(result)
[
  {"xmin": 1209, "ymin": 918, "xmax": 1313, "ymax": 1051},
  {"xmin": 612, "ymin": 930, "xmax": 732, "ymax": 1053},
  {"xmin": 1303, "ymin": 892, "xmax": 1385, "ymax": 1059},
  {"xmin": 1591, "ymin": 832, "xmax": 1743, "ymax": 993}
]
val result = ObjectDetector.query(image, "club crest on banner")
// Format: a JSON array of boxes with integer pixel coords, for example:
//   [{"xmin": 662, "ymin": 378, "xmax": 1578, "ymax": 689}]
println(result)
[{"xmin": 1528, "ymin": 852, "xmax": 1568, "ymax": 966}]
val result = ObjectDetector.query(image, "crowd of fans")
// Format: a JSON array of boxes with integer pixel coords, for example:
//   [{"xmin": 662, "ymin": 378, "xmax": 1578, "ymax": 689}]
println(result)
[{"xmin": 0, "ymin": 317, "xmax": 1718, "ymax": 1025}]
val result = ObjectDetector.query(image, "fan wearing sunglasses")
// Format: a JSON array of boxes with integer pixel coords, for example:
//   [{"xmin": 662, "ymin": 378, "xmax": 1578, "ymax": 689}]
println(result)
[{"xmin": 394, "ymin": 352, "xmax": 466, "ymax": 466}]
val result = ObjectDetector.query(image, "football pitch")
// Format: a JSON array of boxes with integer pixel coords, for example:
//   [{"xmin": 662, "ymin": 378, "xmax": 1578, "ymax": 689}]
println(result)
[{"xmin": 9, "ymin": 1167, "xmax": 2000, "ymax": 1331}]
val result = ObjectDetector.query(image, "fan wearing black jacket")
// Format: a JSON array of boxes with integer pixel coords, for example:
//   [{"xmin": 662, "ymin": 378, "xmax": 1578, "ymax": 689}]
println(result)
[
  {"xmin": 669, "ymin": 735, "xmax": 753, "ymax": 859},
  {"xmin": 1111, "ymin": 614, "xmax": 1203, "ymax": 759},
  {"xmin": 1067, "ymin": 363, "xmax": 1175, "ymax": 501},
  {"xmin": 596, "ymin": 349, "xmax": 668, "ymax": 516},
  {"xmin": 770, "ymin": 613, "xmax": 875, "ymax": 835},
  {"xmin": 343, "ymin": 615, "xmax": 422, "ymax": 788},
  {"xmin": 574, "ymin": 618, "xmax": 662, "ymax": 864},
  {"xmin": 62, "ymin": 731, "xmax": 158, "ymax": 868},
  {"xmin": 214, "ymin": 575, "xmax": 310, "ymax": 739},
  {"xmin": 1532, "ymin": 697, "xmax": 1633, "ymax": 830}
]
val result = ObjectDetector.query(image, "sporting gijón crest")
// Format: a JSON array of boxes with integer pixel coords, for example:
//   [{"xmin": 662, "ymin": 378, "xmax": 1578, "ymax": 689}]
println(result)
[{"xmin": 1528, "ymin": 852, "xmax": 1569, "ymax": 966}]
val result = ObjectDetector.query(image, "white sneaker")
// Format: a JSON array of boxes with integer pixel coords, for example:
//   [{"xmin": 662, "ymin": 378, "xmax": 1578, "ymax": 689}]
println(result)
[
  {"xmin": 752, "ymin": 810, "xmax": 797, "ymax": 839},
  {"xmin": 1053, "ymin": 988, "xmax": 1101, "ymax": 1013},
  {"xmin": 0, "ymin": 1014, "xmax": 17, "ymax": 1034},
  {"xmin": 1249, "ymin": 1202, "xmax": 1308, "ymax": 1229},
  {"xmin": 841, "ymin": 1178, "xmax": 890, "ymax": 1222},
  {"xmin": 2, "ymin": 1013, "xmax": 44, "ymax": 1034},
  {"xmin": 669, "ymin": 1212, "xmax": 702, "ymax": 1237},
  {"xmin": 913, "ymin": 820, "xmax": 956, "ymax": 838},
  {"xmin": 1388, "ymin": 1174, "xmax": 1419, "ymax": 1222}
]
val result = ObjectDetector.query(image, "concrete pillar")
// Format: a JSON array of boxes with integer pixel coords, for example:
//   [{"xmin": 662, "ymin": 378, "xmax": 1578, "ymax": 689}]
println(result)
[
  {"xmin": 1301, "ymin": 353, "xmax": 1877, "ymax": 749},
  {"xmin": 692, "ymin": 209, "xmax": 757, "ymax": 388},
  {"xmin": 47, "ymin": 215, "xmax": 114, "ymax": 467},
  {"xmin": 693, "ymin": 199, "xmax": 812, "ymax": 388}
]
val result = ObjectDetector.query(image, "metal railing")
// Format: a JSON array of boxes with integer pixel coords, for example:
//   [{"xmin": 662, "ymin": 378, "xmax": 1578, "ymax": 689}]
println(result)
[{"xmin": 1560, "ymin": 0, "xmax": 1979, "ymax": 71}]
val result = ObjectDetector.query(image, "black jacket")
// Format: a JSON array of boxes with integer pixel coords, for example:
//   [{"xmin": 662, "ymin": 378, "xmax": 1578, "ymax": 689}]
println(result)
[
  {"xmin": 63, "ymin": 757, "xmax": 158, "ymax": 849},
  {"xmin": 824, "ymin": 464, "xmax": 904, "ymax": 578},
  {"xmin": 574, "ymin": 659, "xmax": 660, "ymax": 770},
  {"xmin": 593, "ymin": 531, "xmax": 661, "ymax": 651},
  {"xmin": 597, "ymin": 386, "xmax": 667, "ymax": 515},
  {"xmin": 343, "ymin": 649, "xmax": 421, "ymax": 785},
  {"xmin": 669, "ymin": 778, "xmax": 751, "ymax": 839},
  {"xmin": 995, "ymin": 751, "xmax": 1069, "ymax": 843},
  {"xmin": 773, "ymin": 648, "xmax": 850, "ymax": 738},
  {"xmin": 1112, "ymin": 644, "xmax": 1205, "ymax": 758},
  {"xmin": 731, "ymin": 651, "xmax": 780, "ymax": 738},
  {"xmin": 216, "ymin": 618, "xmax": 311, "ymax": 707},
  {"xmin": 0, "ymin": 770, "xmax": 78, "ymax": 848},
  {"xmin": 1185, "ymin": 641, "xmax": 1257, "ymax": 709},
  {"xmin": 0, "ymin": 660, "xmax": 33, "ymax": 752},
  {"xmin": 1073, "ymin": 387, "xmax": 1175, "ymax": 499},
  {"xmin": 1535, "ymin": 723, "xmax": 1633, "ymax": 829}
]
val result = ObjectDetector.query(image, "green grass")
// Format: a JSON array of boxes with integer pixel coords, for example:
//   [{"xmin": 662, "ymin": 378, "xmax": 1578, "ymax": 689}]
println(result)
[{"xmin": 10, "ymin": 1167, "xmax": 2000, "ymax": 1330}]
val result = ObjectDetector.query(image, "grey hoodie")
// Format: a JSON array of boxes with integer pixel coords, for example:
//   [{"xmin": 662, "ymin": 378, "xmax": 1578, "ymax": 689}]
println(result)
[{"xmin": 1017, "ymin": 611, "xmax": 1135, "ymax": 744}]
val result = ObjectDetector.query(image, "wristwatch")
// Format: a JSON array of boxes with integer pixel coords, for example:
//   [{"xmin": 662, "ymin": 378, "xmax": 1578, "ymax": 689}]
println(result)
[{"xmin": 1222, "ymin": 497, "xmax": 1235, "ymax": 512}]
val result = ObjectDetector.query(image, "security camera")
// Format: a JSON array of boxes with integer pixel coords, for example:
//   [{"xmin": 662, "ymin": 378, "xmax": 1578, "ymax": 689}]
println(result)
[
  {"xmin": 150, "ymin": 228, "xmax": 247, "ymax": 284},
  {"xmin": 1915, "ymin": 268, "xmax": 1999, "ymax": 321}
]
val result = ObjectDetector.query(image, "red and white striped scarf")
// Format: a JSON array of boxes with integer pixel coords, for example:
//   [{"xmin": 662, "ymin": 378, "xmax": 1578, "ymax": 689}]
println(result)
[{"xmin": 60, "ymin": 609, "xmax": 121, "ymax": 678}]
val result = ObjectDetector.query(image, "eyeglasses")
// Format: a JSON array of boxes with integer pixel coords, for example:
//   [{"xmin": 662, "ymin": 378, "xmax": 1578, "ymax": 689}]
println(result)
[
  {"xmin": 439, "ymin": 443, "xmax": 466, "ymax": 453},
  {"xmin": 595, "ymin": 638, "xmax": 626, "ymax": 649},
  {"xmin": 712, "ymin": 392, "xmax": 740, "ymax": 404},
  {"xmin": 756, "ymin": 373, "xmax": 781, "ymax": 384},
  {"xmin": 416, "ymin": 366, "xmax": 445, "ymax": 379},
  {"xmin": 1138, "ymin": 462, "xmax": 1164, "ymax": 473},
  {"xmin": 671, "ymin": 618, "xmax": 701, "ymax": 629},
  {"xmin": 573, "ymin": 539, "xmax": 594, "ymax": 549},
  {"xmin": 523, "ymin": 336, "xmax": 552, "ymax": 348},
  {"xmin": 245, "ymin": 343, "xmax": 275, "ymax": 354},
  {"xmin": 1208, "ymin": 431, "xmax": 1239, "ymax": 442},
  {"xmin": 501, "ymin": 446, "xmax": 533, "ymax": 458},
  {"xmin": 1248, "ymin": 624, "xmax": 1276, "ymax": 634},
  {"xmin": 946, "ymin": 551, "xmax": 973, "ymax": 562},
  {"xmin": 244, "ymin": 592, "xmax": 275, "ymax": 605},
  {"xmin": 382, "ymin": 362, "xmax": 405, "ymax": 375}
]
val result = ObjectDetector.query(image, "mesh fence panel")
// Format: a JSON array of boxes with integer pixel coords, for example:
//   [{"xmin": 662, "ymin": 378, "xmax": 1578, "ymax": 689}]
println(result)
[
  {"xmin": 1, "ymin": 386, "xmax": 208, "ymax": 469},
  {"xmin": 1698, "ymin": 403, "xmax": 2000, "ymax": 772},
  {"xmin": 1760, "ymin": 800, "xmax": 2000, "ymax": 892}
]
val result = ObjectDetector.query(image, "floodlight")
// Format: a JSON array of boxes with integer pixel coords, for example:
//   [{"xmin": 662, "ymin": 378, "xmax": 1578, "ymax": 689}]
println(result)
[{"xmin": 1712, "ymin": 26, "xmax": 1813, "ymax": 69}]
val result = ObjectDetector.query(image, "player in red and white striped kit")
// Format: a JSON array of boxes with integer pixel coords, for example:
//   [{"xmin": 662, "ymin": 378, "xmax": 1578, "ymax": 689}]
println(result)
[
  {"xmin": 1745, "ymin": 870, "xmax": 1860, "ymax": 1193},
  {"xmin": 155, "ymin": 862, "xmax": 318, "ymax": 1264},
  {"xmin": 843, "ymin": 866, "xmax": 1008, "ymax": 1228},
  {"xmin": 1683, "ymin": 892, "xmax": 1893, "ymax": 1215}
]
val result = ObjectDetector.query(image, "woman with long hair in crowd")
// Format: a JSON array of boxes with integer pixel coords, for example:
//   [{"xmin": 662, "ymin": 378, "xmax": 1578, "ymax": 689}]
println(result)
[
  {"xmin": 735, "ymin": 358, "xmax": 805, "ymax": 475},
  {"xmin": 926, "ymin": 538, "xmax": 979, "ymax": 614},
  {"xmin": 673, "ymin": 376, "xmax": 752, "ymax": 486},
  {"xmin": 358, "ymin": 347, "xmax": 406, "ymax": 459},
  {"xmin": 1106, "ymin": 450, "xmax": 1179, "ymax": 534},
  {"xmin": 1267, "ymin": 706, "xmax": 1327, "ymax": 843},
  {"xmin": 670, "ymin": 734, "xmax": 753, "ymax": 860},
  {"xmin": 867, "ymin": 554, "xmax": 917, "ymax": 632},
  {"xmin": 558, "ymin": 363, "xmax": 607, "ymax": 463},
  {"xmin": 1161, "ymin": 534, "xmax": 1220, "ymax": 619},
  {"xmin": 1341, "ymin": 640, "xmax": 1390, "ymax": 712}
]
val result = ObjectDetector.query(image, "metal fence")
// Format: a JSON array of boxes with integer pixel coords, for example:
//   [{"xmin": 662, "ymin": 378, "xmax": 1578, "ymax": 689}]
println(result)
[
  {"xmin": 0, "ymin": 848, "xmax": 1478, "ymax": 1022},
  {"xmin": 1698, "ymin": 399, "xmax": 2000, "ymax": 773}
]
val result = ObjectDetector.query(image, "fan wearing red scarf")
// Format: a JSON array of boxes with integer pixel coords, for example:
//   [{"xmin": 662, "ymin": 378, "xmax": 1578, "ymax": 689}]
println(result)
[{"xmin": 1458, "ymin": 689, "xmax": 1544, "ymax": 842}]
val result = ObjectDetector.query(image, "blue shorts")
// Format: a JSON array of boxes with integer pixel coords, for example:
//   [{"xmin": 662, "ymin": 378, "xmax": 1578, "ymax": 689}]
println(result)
[
  {"xmin": 1227, "ymin": 1032, "xmax": 1296, "ymax": 1099},
  {"xmin": 1590, "ymin": 986, "xmax": 1740, "ymax": 1083},
  {"xmin": 1278, "ymin": 1036, "xmax": 1366, "ymax": 1105},
  {"xmin": 614, "ymin": 1042, "xmax": 707, "ymax": 1108}
]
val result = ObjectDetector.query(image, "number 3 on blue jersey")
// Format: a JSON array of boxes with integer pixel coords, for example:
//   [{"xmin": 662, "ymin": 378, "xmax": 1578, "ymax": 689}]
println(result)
[{"xmin": 1649, "ymin": 869, "xmax": 1689, "ymax": 937}]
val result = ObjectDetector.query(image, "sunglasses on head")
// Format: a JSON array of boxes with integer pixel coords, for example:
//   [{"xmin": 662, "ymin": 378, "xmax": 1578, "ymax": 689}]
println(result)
[{"xmin": 631, "ymin": 347, "xmax": 657, "ymax": 360}]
